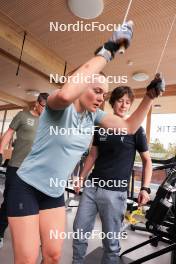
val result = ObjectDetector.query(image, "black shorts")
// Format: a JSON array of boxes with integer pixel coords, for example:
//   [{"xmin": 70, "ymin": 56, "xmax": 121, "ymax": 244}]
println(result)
[{"xmin": 7, "ymin": 171, "xmax": 65, "ymax": 217}]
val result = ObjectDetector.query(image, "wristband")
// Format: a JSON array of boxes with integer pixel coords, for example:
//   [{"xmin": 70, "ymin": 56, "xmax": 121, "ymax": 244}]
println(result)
[
  {"xmin": 140, "ymin": 187, "xmax": 151, "ymax": 194},
  {"xmin": 95, "ymin": 45, "xmax": 113, "ymax": 62}
]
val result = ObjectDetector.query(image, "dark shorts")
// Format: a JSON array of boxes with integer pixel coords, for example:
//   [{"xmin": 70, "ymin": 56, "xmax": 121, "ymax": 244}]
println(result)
[{"xmin": 7, "ymin": 171, "xmax": 65, "ymax": 217}]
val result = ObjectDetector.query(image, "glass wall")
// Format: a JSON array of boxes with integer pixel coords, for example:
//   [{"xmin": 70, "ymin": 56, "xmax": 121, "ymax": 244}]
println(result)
[
  {"xmin": 2, "ymin": 109, "xmax": 21, "ymax": 133},
  {"xmin": 134, "ymin": 113, "xmax": 176, "ymax": 197},
  {"xmin": 150, "ymin": 113, "xmax": 176, "ymax": 159},
  {"xmin": 0, "ymin": 109, "xmax": 22, "ymax": 159}
]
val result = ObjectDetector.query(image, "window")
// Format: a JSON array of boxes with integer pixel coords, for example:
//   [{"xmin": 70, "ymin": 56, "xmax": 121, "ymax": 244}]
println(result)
[
  {"xmin": 0, "ymin": 111, "xmax": 5, "ymax": 134},
  {"xmin": 3, "ymin": 109, "xmax": 21, "ymax": 133},
  {"xmin": 150, "ymin": 113, "xmax": 176, "ymax": 159}
]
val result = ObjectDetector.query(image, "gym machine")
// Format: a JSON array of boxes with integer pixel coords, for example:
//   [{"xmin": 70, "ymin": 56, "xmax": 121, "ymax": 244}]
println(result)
[{"xmin": 120, "ymin": 160, "xmax": 176, "ymax": 263}]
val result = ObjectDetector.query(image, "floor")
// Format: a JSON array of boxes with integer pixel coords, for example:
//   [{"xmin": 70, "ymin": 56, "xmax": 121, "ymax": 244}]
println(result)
[{"xmin": 0, "ymin": 175, "xmax": 172, "ymax": 264}]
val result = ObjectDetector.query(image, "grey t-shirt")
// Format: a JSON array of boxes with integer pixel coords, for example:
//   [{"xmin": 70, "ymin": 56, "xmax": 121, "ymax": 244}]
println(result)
[
  {"xmin": 17, "ymin": 104, "xmax": 106, "ymax": 197},
  {"xmin": 9, "ymin": 111, "xmax": 39, "ymax": 167}
]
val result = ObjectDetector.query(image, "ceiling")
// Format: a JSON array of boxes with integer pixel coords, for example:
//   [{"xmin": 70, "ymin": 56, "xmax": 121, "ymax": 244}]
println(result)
[
  {"xmin": 0, "ymin": 0, "xmax": 176, "ymax": 112},
  {"xmin": 0, "ymin": 55, "xmax": 56, "ymax": 102}
]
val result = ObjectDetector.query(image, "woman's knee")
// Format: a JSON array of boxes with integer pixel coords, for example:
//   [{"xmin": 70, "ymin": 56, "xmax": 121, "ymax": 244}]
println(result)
[{"xmin": 42, "ymin": 250, "xmax": 61, "ymax": 263}]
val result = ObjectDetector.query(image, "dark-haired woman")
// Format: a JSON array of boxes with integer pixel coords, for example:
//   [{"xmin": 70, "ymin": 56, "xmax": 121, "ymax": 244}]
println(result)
[{"xmin": 72, "ymin": 86, "xmax": 152, "ymax": 264}]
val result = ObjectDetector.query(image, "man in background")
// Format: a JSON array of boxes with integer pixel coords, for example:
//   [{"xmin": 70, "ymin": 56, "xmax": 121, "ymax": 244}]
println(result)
[{"xmin": 0, "ymin": 92, "xmax": 49, "ymax": 248}]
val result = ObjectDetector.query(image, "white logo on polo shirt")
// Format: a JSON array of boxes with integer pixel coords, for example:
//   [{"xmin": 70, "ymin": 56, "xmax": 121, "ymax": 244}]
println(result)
[
  {"xmin": 100, "ymin": 134, "xmax": 108, "ymax": 141},
  {"xmin": 27, "ymin": 118, "xmax": 35, "ymax": 126},
  {"xmin": 121, "ymin": 136, "xmax": 124, "ymax": 142}
]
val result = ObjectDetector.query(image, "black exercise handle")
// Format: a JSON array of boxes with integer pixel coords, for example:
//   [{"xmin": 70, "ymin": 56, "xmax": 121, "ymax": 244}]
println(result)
[
  {"xmin": 152, "ymin": 157, "xmax": 176, "ymax": 165},
  {"xmin": 152, "ymin": 162, "xmax": 176, "ymax": 171}
]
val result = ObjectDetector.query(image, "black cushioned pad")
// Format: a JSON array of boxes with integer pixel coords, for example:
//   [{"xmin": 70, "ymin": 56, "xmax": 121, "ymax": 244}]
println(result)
[{"xmin": 85, "ymin": 247, "xmax": 132, "ymax": 264}]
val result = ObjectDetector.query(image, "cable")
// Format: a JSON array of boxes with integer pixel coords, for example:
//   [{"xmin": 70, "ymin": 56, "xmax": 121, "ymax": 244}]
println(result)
[
  {"xmin": 155, "ymin": 14, "xmax": 176, "ymax": 73},
  {"xmin": 16, "ymin": 31, "xmax": 27, "ymax": 76},
  {"xmin": 123, "ymin": 0, "xmax": 134, "ymax": 24}
]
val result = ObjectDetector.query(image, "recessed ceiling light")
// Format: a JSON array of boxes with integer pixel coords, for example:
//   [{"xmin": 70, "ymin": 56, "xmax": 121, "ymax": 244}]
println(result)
[
  {"xmin": 68, "ymin": 0, "xmax": 104, "ymax": 19},
  {"xmin": 132, "ymin": 72, "xmax": 149, "ymax": 82},
  {"xmin": 25, "ymin": 90, "xmax": 40, "ymax": 97}
]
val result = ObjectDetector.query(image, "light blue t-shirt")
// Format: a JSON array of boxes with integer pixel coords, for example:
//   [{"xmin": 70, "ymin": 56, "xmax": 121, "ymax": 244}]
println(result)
[{"xmin": 17, "ymin": 104, "xmax": 106, "ymax": 197}]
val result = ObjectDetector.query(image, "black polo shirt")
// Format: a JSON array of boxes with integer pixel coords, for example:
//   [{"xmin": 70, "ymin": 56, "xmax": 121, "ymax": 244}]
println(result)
[{"xmin": 88, "ymin": 127, "xmax": 148, "ymax": 191}]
